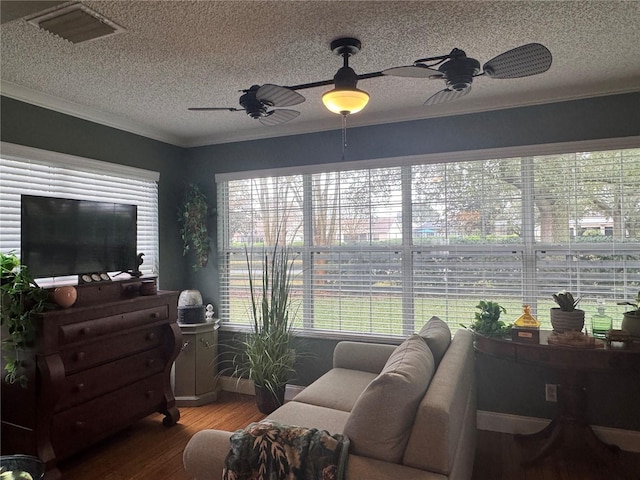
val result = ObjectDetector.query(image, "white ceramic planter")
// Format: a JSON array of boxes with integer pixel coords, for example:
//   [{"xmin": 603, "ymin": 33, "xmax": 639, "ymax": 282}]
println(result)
[{"xmin": 621, "ymin": 312, "xmax": 640, "ymax": 337}]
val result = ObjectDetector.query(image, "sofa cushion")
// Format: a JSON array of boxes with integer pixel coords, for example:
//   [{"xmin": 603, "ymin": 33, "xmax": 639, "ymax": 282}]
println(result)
[
  {"xmin": 267, "ymin": 400, "xmax": 351, "ymax": 434},
  {"xmin": 418, "ymin": 316, "xmax": 451, "ymax": 366},
  {"xmin": 343, "ymin": 334, "xmax": 435, "ymax": 463},
  {"xmin": 292, "ymin": 368, "xmax": 378, "ymax": 412}
]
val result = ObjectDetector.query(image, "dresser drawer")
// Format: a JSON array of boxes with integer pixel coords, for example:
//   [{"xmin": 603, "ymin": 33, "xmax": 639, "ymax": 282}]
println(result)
[
  {"xmin": 56, "ymin": 346, "xmax": 166, "ymax": 412},
  {"xmin": 60, "ymin": 324, "xmax": 166, "ymax": 374},
  {"xmin": 58, "ymin": 305, "xmax": 169, "ymax": 345},
  {"xmin": 51, "ymin": 373, "xmax": 166, "ymax": 459}
]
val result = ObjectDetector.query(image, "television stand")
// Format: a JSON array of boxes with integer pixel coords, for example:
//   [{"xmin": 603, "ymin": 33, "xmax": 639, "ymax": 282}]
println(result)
[{"xmin": 0, "ymin": 279, "xmax": 181, "ymax": 480}]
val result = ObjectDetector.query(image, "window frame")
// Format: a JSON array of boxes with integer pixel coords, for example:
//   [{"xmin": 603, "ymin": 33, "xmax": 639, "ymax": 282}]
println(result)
[{"xmin": 218, "ymin": 137, "xmax": 640, "ymax": 340}]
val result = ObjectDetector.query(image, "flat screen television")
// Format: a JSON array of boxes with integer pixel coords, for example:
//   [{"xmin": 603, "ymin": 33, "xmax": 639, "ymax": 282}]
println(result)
[{"xmin": 21, "ymin": 195, "xmax": 137, "ymax": 278}]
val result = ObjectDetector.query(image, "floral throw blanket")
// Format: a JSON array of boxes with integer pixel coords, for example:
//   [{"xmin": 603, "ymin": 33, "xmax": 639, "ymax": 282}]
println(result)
[{"xmin": 222, "ymin": 420, "xmax": 350, "ymax": 480}]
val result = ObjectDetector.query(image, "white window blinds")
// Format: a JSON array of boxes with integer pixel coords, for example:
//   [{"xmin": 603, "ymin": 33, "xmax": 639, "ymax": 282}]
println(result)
[
  {"xmin": 219, "ymin": 146, "xmax": 640, "ymax": 338},
  {"xmin": 0, "ymin": 142, "xmax": 159, "ymax": 282}
]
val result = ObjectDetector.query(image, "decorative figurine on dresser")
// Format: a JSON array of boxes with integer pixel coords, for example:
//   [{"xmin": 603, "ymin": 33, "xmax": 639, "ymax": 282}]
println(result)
[{"xmin": 0, "ymin": 277, "xmax": 182, "ymax": 480}]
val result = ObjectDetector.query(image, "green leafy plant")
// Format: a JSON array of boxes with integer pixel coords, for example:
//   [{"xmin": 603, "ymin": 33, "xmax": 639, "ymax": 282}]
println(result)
[
  {"xmin": 1, "ymin": 252, "xmax": 49, "ymax": 386},
  {"xmin": 552, "ymin": 291, "xmax": 582, "ymax": 312},
  {"xmin": 232, "ymin": 240, "xmax": 299, "ymax": 404},
  {"xmin": 178, "ymin": 184, "xmax": 211, "ymax": 271},
  {"xmin": 467, "ymin": 300, "xmax": 511, "ymax": 338},
  {"xmin": 618, "ymin": 290, "xmax": 640, "ymax": 317}
]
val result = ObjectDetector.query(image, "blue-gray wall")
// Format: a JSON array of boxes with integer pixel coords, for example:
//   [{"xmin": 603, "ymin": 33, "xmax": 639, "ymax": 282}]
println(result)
[
  {"xmin": 186, "ymin": 92, "xmax": 640, "ymax": 174},
  {"xmin": 0, "ymin": 96, "xmax": 188, "ymax": 292},
  {"xmin": 2, "ymin": 92, "xmax": 639, "ymax": 431}
]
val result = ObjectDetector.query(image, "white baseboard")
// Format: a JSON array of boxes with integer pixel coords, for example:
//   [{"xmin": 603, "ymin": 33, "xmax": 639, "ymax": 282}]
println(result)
[
  {"xmin": 477, "ymin": 410, "xmax": 640, "ymax": 453},
  {"xmin": 217, "ymin": 376, "xmax": 255, "ymax": 395},
  {"xmin": 217, "ymin": 376, "xmax": 306, "ymax": 402}
]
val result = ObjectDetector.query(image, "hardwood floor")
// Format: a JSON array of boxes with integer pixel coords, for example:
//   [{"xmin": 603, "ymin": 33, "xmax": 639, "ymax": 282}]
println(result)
[
  {"xmin": 58, "ymin": 392, "xmax": 640, "ymax": 480},
  {"xmin": 472, "ymin": 429, "xmax": 640, "ymax": 480},
  {"xmin": 59, "ymin": 392, "xmax": 265, "ymax": 480}
]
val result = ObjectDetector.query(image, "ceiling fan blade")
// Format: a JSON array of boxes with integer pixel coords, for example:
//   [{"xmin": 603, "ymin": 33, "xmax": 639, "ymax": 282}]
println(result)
[
  {"xmin": 259, "ymin": 109, "xmax": 300, "ymax": 126},
  {"xmin": 382, "ymin": 64, "xmax": 442, "ymax": 78},
  {"xmin": 256, "ymin": 84, "xmax": 305, "ymax": 107},
  {"xmin": 188, "ymin": 107, "xmax": 243, "ymax": 112},
  {"xmin": 424, "ymin": 87, "xmax": 471, "ymax": 106},
  {"xmin": 483, "ymin": 43, "xmax": 552, "ymax": 79}
]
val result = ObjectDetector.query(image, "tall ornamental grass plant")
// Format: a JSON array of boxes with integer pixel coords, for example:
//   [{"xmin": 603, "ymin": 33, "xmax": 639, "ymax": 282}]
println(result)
[{"xmin": 233, "ymin": 241, "xmax": 299, "ymax": 410}]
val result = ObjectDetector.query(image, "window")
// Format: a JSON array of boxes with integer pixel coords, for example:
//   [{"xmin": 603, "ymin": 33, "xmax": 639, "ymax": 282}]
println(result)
[
  {"xmin": 218, "ymin": 145, "xmax": 640, "ymax": 337},
  {"xmin": 0, "ymin": 142, "xmax": 160, "ymax": 283}
]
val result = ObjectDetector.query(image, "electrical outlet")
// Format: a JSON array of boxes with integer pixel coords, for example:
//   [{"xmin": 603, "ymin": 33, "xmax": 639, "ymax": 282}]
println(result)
[{"xmin": 545, "ymin": 383, "xmax": 557, "ymax": 402}]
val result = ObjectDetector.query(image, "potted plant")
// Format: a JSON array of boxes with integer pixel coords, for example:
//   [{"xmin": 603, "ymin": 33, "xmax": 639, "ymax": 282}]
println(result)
[
  {"xmin": 550, "ymin": 290, "xmax": 585, "ymax": 332},
  {"xmin": 178, "ymin": 184, "xmax": 211, "ymax": 271},
  {"xmin": 0, "ymin": 252, "xmax": 49, "ymax": 386},
  {"xmin": 619, "ymin": 289, "xmax": 640, "ymax": 337},
  {"xmin": 233, "ymin": 241, "xmax": 299, "ymax": 414},
  {"xmin": 467, "ymin": 300, "xmax": 511, "ymax": 338}
]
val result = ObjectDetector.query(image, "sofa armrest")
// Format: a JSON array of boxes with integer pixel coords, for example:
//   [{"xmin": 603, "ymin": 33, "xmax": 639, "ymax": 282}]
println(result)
[
  {"xmin": 183, "ymin": 429, "xmax": 232, "ymax": 480},
  {"xmin": 333, "ymin": 341, "xmax": 397, "ymax": 373},
  {"xmin": 402, "ymin": 328, "xmax": 476, "ymax": 476}
]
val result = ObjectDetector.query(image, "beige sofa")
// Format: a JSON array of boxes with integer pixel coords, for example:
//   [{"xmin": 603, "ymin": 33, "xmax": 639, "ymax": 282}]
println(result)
[{"xmin": 183, "ymin": 319, "xmax": 476, "ymax": 480}]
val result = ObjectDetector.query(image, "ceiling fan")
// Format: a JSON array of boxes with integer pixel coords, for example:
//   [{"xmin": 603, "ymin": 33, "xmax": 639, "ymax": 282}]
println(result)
[
  {"xmin": 381, "ymin": 43, "xmax": 552, "ymax": 106},
  {"xmin": 188, "ymin": 38, "xmax": 552, "ymax": 125},
  {"xmin": 188, "ymin": 84, "xmax": 305, "ymax": 126}
]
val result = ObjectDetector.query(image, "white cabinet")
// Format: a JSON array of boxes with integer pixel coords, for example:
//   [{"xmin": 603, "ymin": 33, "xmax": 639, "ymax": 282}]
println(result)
[{"xmin": 174, "ymin": 321, "xmax": 218, "ymax": 406}]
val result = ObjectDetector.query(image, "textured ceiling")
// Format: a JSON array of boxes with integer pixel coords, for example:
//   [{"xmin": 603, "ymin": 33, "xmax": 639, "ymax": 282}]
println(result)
[{"xmin": 1, "ymin": 0, "xmax": 639, "ymax": 147}]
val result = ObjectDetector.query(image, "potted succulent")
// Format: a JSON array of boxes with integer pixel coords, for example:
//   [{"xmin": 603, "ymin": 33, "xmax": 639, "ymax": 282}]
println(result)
[
  {"xmin": 619, "ymin": 290, "xmax": 640, "ymax": 337},
  {"xmin": 232, "ymin": 241, "xmax": 299, "ymax": 414},
  {"xmin": 467, "ymin": 300, "xmax": 511, "ymax": 338},
  {"xmin": 0, "ymin": 252, "xmax": 49, "ymax": 386},
  {"xmin": 550, "ymin": 291, "xmax": 585, "ymax": 332}
]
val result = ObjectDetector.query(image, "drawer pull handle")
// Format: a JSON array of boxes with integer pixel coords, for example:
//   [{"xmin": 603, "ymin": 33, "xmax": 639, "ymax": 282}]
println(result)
[
  {"xmin": 74, "ymin": 383, "xmax": 85, "ymax": 392},
  {"xmin": 151, "ymin": 312, "xmax": 160, "ymax": 319},
  {"xmin": 146, "ymin": 390, "xmax": 154, "ymax": 398},
  {"xmin": 146, "ymin": 332, "xmax": 157, "ymax": 341},
  {"xmin": 80, "ymin": 327, "xmax": 91, "ymax": 335},
  {"xmin": 74, "ymin": 421, "xmax": 85, "ymax": 430},
  {"xmin": 181, "ymin": 341, "xmax": 190, "ymax": 351},
  {"xmin": 146, "ymin": 359, "xmax": 156, "ymax": 367},
  {"xmin": 75, "ymin": 352, "xmax": 86, "ymax": 362},
  {"xmin": 200, "ymin": 338, "xmax": 214, "ymax": 349}
]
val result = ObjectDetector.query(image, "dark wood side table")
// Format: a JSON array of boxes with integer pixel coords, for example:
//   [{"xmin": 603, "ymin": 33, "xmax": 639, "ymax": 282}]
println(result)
[{"xmin": 474, "ymin": 331, "xmax": 640, "ymax": 480}]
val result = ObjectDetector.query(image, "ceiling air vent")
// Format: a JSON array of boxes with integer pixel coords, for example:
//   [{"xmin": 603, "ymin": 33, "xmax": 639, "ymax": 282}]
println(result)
[{"xmin": 27, "ymin": 3, "xmax": 125, "ymax": 44}]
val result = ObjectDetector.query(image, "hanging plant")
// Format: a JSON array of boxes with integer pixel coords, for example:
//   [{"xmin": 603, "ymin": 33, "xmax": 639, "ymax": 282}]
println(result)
[{"xmin": 178, "ymin": 184, "xmax": 211, "ymax": 271}]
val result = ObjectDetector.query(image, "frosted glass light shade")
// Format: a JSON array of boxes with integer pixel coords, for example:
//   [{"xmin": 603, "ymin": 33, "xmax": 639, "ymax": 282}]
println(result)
[{"xmin": 322, "ymin": 88, "xmax": 370, "ymax": 115}]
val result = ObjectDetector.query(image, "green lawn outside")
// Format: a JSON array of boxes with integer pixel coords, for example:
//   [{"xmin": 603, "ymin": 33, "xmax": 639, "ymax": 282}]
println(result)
[{"xmin": 226, "ymin": 293, "xmax": 628, "ymax": 336}]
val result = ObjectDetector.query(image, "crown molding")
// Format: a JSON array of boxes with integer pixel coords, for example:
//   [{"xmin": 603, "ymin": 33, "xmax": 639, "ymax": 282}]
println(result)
[
  {"xmin": 3, "ymin": 80, "xmax": 639, "ymax": 149},
  {"xmin": 1, "ymin": 80, "xmax": 188, "ymax": 147},
  {"xmin": 187, "ymin": 87, "xmax": 640, "ymax": 148}
]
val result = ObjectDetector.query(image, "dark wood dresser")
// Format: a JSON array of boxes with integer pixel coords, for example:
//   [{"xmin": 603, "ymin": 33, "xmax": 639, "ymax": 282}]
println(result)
[{"xmin": 0, "ymin": 278, "xmax": 182, "ymax": 480}]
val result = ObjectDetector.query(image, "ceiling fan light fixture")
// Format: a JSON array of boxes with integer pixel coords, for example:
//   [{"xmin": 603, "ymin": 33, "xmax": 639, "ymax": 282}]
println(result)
[
  {"xmin": 322, "ymin": 87, "xmax": 369, "ymax": 115},
  {"xmin": 322, "ymin": 56, "xmax": 369, "ymax": 115}
]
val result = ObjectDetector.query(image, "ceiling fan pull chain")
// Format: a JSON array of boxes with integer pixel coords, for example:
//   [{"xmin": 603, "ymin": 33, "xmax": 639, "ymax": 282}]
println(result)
[{"xmin": 341, "ymin": 113, "xmax": 348, "ymax": 160}]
